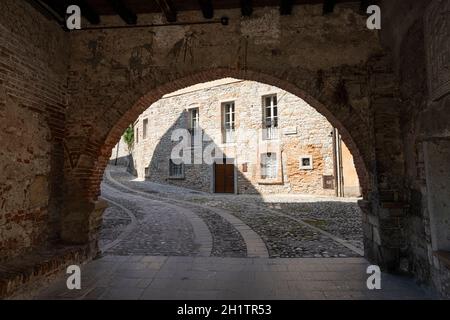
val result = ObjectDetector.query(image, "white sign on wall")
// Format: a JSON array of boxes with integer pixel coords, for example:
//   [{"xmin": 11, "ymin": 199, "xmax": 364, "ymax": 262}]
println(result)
[{"xmin": 283, "ymin": 126, "xmax": 297, "ymax": 135}]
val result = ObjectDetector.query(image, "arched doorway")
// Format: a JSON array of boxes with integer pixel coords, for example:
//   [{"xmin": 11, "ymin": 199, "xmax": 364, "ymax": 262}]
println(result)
[{"xmin": 61, "ymin": 68, "xmax": 373, "ymax": 262}]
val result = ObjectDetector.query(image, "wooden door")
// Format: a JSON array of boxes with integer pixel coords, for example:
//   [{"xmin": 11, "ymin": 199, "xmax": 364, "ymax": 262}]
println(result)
[{"xmin": 215, "ymin": 160, "xmax": 235, "ymax": 193}]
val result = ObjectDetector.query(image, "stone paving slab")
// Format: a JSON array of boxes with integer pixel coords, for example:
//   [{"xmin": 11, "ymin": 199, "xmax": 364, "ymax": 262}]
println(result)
[{"xmin": 29, "ymin": 255, "xmax": 434, "ymax": 300}]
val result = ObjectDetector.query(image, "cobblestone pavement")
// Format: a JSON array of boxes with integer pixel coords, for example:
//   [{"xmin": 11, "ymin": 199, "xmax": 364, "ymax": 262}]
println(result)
[
  {"xmin": 102, "ymin": 175, "xmax": 248, "ymax": 257},
  {"xmin": 26, "ymin": 167, "xmax": 436, "ymax": 300},
  {"xmin": 31, "ymin": 256, "xmax": 434, "ymax": 300},
  {"xmin": 101, "ymin": 183, "xmax": 210, "ymax": 256},
  {"xmin": 102, "ymin": 166, "xmax": 362, "ymax": 258}
]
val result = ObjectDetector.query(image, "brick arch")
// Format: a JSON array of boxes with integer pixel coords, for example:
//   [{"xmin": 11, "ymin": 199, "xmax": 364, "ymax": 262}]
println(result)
[{"xmin": 72, "ymin": 67, "xmax": 371, "ymax": 204}]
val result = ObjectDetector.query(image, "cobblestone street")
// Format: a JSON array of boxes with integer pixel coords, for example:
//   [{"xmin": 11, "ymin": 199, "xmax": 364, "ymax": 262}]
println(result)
[
  {"xmin": 26, "ymin": 166, "xmax": 434, "ymax": 300},
  {"xmin": 101, "ymin": 166, "xmax": 363, "ymax": 258}
]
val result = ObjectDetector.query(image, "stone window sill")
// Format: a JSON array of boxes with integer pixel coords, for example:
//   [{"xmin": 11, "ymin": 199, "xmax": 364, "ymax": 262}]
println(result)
[
  {"xmin": 434, "ymin": 251, "xmax": 450, "ymax": 269},
  {"xmin": 168, "ymin": 176, "xmax": 185, "ymax": 180},
  {"xmin": 258, "ymin": 179, "xmax": 283, "ymax": 185}
]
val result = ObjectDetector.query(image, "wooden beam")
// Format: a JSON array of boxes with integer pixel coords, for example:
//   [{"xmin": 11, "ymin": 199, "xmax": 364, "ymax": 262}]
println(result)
[
  {"xmin": 360, "ymin": 0, "xmax": 373, "ymax": 13},
  {"xmin": 198, "ymin": 0, "xmax": 214, "ymax": 19},
  {"xmin": 323, "ymin": 0, "xmax": 336, "ymax": 15},
  {"xmin": 154, "ymin": 0, "xmax": 177, "ymax": 23},
  {"xmin": 107, "ymin": 0, "xmax": 137, "ymax": 25},
  {"xmin": 279, "ymin": 0, "xmax": 294, "ymax": 15},
  {"xmin": 77, "ymin": 0, "xmax": 101, "ymax": 25},
  {"xmin": 240, "ymin": 0, "xmax": 253, "ymax": 17},
  {"xmin": 26, "ymin": 0, "xmax": 65, "ymax": 24}
]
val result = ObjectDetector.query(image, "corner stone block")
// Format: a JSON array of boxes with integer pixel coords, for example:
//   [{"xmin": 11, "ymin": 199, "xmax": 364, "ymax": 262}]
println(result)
[{"xmin": 61, "ymin": 197, "xmax": 108, "ymax": 250}]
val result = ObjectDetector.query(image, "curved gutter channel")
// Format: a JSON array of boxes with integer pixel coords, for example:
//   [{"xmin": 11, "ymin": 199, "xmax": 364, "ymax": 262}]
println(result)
[
  {"xmin": 101, "ymin": 183, "xmax": 213, "ymax": 257},
  {"xmin": 104, "ymin": 170, "xmax": 269, "ymax": 258}
]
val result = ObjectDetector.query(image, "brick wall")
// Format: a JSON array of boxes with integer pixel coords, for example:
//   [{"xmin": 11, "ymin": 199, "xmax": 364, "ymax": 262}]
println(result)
[{"xmin": 0, "ymin": 0, "xmax": 69, "ymax": 261}]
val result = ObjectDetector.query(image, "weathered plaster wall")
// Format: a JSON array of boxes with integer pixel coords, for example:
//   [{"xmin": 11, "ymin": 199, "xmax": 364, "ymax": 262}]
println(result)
[{"xmin": 0, "ymin": 0, "xmax": 69, "ymax": 261}]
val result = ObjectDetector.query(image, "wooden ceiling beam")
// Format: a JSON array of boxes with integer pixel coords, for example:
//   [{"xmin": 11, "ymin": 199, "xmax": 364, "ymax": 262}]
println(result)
[
  {"xmin": 154, "ymin": 0, "xmax": 177, "ymax": 23},
  {"xmin": 241, "ymin": 0, "xmax": 253, "ymax": 17},
  {"xmin": 198, "ymin": 0, "xmax": 214, "ymax": 19},
  {"xmin": 360, "ymin": 0, "xmax": 376, "ymax": 13},
  {"xmin": 76, "ymin": 0, "xmax": 101, "ymax": 24},
  {"xmin": 323, "ymin": 0, "xmax": 336, "ymax": 15},
  {"xmin": 279, "ymin": 0, "xmax": 294, "ymax": 15},
  {"xmin": 107, "ymin": 0, "xmax": 137, "ymax": 24},
  {"xmin": 26, "ymin": 0, "xmax": 65, "ymax": 24}
]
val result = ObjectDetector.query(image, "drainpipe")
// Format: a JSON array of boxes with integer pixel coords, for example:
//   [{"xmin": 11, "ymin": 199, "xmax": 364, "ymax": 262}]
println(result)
[
  {"xmin": 332, "ymin": 128, "xmax": 339, "ymax": 197},
  {"xmin": 333, "ymin": 128, "xmax": 345, "ymax": 198},
  {"xmin": 337, "ymin": 132, "xmax": 344, "ymax": 197}
]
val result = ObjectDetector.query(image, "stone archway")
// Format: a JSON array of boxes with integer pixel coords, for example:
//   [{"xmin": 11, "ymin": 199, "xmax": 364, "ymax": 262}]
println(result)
[
  {"xmin": 56, "ymin": 5, "xmax": 406, "ymax": 270},
  {"xmin": 61, "ymin": 67, "xmax": 375, "ymax": 259}
]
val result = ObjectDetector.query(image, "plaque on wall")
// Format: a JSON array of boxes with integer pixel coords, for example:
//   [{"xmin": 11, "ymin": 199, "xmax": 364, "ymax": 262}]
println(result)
[
  {"xmin": 323, "ymin": 175, "xmax": 334, "ymax": 190},
  {"xmin": 425, "ymin": 0, "xmax": 450, "ymax": 101},
  {"xmin": 283, "ymin": 126, "xmax": 297, "ymax": 135}
]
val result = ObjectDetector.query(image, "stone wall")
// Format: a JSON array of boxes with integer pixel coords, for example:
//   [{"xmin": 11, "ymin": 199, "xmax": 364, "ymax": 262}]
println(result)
[
  {"xmin": 130, "ymin": 79, "xmax": 353, "ymax": 196},
  {"xmin": 3, "ymin": 0, "xmax": 440, "ymax": 297},
  {"xmin": 109, "ymin": 136, "xmax": 131, "ymax": 167},
  {"xmin": 0, "ymin": 0, "xmax": 69, "ymax": 261},
  {"xmin": 62, "ymin": 4, "xmax": 381, "ymax": 258},
  {"xmin": 380, "ymin": 0, "xmax": 450, "ymax": 298}
]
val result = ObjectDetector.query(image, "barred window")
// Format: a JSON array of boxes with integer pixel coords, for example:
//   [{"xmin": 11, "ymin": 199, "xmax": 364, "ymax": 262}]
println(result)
[
  {"xmin": 169, "ymin": 159, "xmax": 184, "ymax": 178},
  {"xmin": 261, "ymin": 153, "xmax": 277, "ymax": 179}
]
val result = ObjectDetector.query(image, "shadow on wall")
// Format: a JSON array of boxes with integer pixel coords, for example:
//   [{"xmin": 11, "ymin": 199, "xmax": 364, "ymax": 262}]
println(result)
[
  {"xmin": 138, "ymin": 110, "xmax": 260, "ymax": 194},
  {"xmin": 106, "ymin": 113, "xmax": 364, "ymax": 256}
]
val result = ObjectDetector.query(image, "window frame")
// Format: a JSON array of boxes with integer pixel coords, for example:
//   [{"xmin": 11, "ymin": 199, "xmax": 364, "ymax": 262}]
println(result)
[
  {"xmin": 135, "ymin": 127, "xmax": 139, "ymax": 144},
  {"xmin": 299, "ymin": 155, "xmax": 314, "ymax": 170},
  {"xmin": 260, "ymin": 152, "xmax": 278, "ymax": 180},
  {"xmin": 169, "ymin": 158, "xmax": 185, "ymax": 179},
  {"xmin": 143, "ymin": 118, "xmax": 148, "ymax": 140},
  {"xmin": 262, "ymin": 94, "xmax": 278, "ymax": 140},
  {"xmin": 222, "ymin": 101, "xmax": 236, "ymax": 143}
]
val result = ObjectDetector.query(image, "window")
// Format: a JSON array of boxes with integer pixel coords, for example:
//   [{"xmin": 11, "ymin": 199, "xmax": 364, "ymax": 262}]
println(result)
[
  {"xmin": 222, "ymin": 102, "xmax": 235, "ymax": 143},
  {"xmin": 169, "ymin": 159, "xmax": 184, "ymax": 178},
  {"xmin": 300, "ymin": 156, "xmax": 313, "ymax": 170},
  {"xmin": 189, "ymin": 108, "xmax": 199, "ymax": 129},
  {"xmin": 263, "ymin": 95, "xmax": 278, "ymax": 140},
  {"xmin": 189, "ymin": 108, "xmax": 200, "ymax": 146},
  {"xmin": 143, "ymin": 118, "xmax": 148, "ymax": 139},
  {"xmin": 135, "ymin": 127, "xmax": 139, "ymax": 144},
  {"xmin": 261, "ymin": 153, "xmax": 277, "ymax": 179}
]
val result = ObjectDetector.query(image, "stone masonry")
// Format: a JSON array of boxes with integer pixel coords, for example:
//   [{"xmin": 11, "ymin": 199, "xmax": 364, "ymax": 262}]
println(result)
[
  {"xmin": 124, "ymin": 79, "xmax": 359, "ymax": 196},
  {"xmin": 0, "ymin": 0, "xmax": 449, "ymax": 298}
]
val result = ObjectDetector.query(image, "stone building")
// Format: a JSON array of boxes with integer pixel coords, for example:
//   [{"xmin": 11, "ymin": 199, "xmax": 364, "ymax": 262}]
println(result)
[
  {"xmin": 116, "ymin": 79, "xmax": 360, "ymax": 196},
  {"xmin": 1, "ymin": 0, "xmax": 449, "ymax": 298}
]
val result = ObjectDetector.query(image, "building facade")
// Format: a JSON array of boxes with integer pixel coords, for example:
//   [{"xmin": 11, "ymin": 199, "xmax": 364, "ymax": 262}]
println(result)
[{"xmin": 112, "ymin": 79, "xmax": 360, "ymax": 197}]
